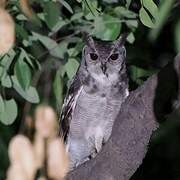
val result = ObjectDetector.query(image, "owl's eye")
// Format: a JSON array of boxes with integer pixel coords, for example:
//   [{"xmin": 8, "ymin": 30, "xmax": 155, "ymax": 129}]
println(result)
[
  {"xmin": 110, "ymin": 53, "xmax": 119, "ymax": 61},
  {"xmin": 90, "ymin": 53, "xmax": 98, "ymax": 61}
]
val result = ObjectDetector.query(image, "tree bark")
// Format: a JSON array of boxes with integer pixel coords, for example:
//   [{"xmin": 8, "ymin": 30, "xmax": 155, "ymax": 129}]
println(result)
[{"xmin": 67, "ymin": 55, "xmax": 180, "ymax": 180}]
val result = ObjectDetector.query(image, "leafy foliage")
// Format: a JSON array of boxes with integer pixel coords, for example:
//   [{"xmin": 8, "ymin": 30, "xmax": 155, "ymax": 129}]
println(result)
[
  {"xmin": 0, "ymin": 99, "xmax": 17, "ymax": 125},
  {"xmin": 0, "ymin": 0, "xmax": 179, "ymax": 126},
  {"xmin": 139, "ymin": 0, "xmax": 158, "ymax": 28}
]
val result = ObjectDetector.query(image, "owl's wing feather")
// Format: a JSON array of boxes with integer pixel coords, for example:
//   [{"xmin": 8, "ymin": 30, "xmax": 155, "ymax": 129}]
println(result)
[{"xmin": 60, "ymin": 73, "xmax": 83, "ymax": 142}]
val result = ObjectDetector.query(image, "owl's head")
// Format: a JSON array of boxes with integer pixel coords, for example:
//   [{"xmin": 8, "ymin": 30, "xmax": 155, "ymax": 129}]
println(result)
[{"xmin": 82, "ymin": 34, "xmax": 127, "ymax": 84}]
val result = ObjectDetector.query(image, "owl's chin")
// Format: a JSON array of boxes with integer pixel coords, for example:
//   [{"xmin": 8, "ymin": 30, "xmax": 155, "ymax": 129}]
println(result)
[
  {"xmin": 91, "ymin": 73, "xmax": 108, "ymax": 83},
  {"xmin": 91, "ymin": 72, "xmax": 118, "ymax": 85}
]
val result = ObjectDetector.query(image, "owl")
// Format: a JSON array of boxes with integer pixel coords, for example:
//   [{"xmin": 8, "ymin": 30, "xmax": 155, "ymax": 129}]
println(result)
[{"xmin": 59, "ymin": 34, "xmax": 129, "ymax": 169}]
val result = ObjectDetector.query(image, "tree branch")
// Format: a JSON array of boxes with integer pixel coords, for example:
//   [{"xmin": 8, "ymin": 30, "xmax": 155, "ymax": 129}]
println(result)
[{"xmin": 67, "ymin": 55, "xmax": 180, "ymax": 180}]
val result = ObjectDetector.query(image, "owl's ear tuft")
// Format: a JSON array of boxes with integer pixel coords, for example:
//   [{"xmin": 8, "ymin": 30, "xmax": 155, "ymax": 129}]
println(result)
[
  {"xmin": 83, "ymin": 33, "xmax": 95, "ymax": 49},
  {"xmin": 115, "ymin": 33, "xmax": 128, "ymax": 47}
]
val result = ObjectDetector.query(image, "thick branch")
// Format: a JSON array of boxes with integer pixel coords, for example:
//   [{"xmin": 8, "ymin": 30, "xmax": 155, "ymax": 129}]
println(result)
[{"xmin": 67, "ymin": 55, "xmax": 180, "ymax": 180}]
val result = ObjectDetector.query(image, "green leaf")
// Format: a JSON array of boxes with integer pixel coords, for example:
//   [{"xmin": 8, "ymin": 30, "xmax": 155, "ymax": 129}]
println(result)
[
  {"xmin": 175, "ymin": 20, "xmax": 180, "ymax": 53},
  {"xmin": 16, "ymin": 24, "xmax": 29, "ymax": 40},
  {"xmin": 103, "ymin": 0, "xmax": 118, "ymax": 3},
  {"xmin": 126, "ymin": 19, "xmax": 138, "ymax": 29},
  {"xmin": 127, "ymin": 32, "xmax": 135, "ymax": 44},
  {"xmin": 0, "ymin": 99, "xmax": 17, "ymax": 125},
  {"xmin": 16, "ymin": 14, "xmax": 28, "ymax": 21},
  {"xmin": 114, "ymin": 6, "xmax": 137, "ymax": 19},
  {"xmin": 83, "ymin": 0, "xmax": 99, "ymax": 16},
  {"xmin": 130, "ymin": 65, "xmax": 157, "ymax": 85},
  {"xmin": 44, "ymin": 1, "xmax": 60, "ymax": 29},
  {"xmin": 68, "ymin": 47, "xmax": 80, "ymax": 57},
  {"xmin": 1, "ymin": 73, "xmax": 12, "ymax": 88},
  {"xmin": 0, "ymin": 49, "xmax": 15, "ymax": 70},
  {"xmin": 60, "ymin": 0, "xmax": 73, "ymax": 14},
  {"xmin": 149, "ymin": 0, "xmax": 175, "ymax": 41},
  {"xmin": 93, "ymin": 15, "xmax": 121, "ymax": 40},
  {"xmin": 32, "ymin": 32, "xmax": 68, "ymax": 59},
  {"xmin": 20, "ymin": 46, "xmax": 40, "ymax": 70},
  {"xmin": 20, "ymin": 49, "xmax": 35, "ymax": 69},
  {"xmin": 71, "ymin": 12, "xmax": 84, "ymax": 21},
  {"xmin": 126, "ymin": 0, "xmax": 132, "ymax": 8},
  {"xmin": 65, "ymin": 58, "xmax": 79, "ymax": 79},
  {"xmin": 50, "ymin": 18, "xmax": 67, "ymax": 34},
  {"xmin": 142, "ymin": 0, "xmax": 158, "ymax": 19},
  {"xmin": 0, "ymin": 95, "xmax": 4, "ymax": 113},
  {"xmin": 0, "ymin": 66, "xmax": 3, "ymax": 78},
  {"xmin": 53, "ymin": 68, "xmax": 63, "ymax": 108},
  {"xmin": 57, "ymin": 41, "xmax": 69, "ymax": 58},
  {"xmin": 12, "ymin": 76, "xmax": 39, "ymax": 103},
  {"xmin": 139, "ymin": 7, "xmax": 155, "ymax": 28},
  {"xmin": 15, "ymin": 51, "xmax": 32, "ymax": 90}
]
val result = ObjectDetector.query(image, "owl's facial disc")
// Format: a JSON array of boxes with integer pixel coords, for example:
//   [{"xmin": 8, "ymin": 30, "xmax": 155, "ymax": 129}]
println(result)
[{"xmin": 83, "ymin": 35, "xmax": 127, "ymax": 83}]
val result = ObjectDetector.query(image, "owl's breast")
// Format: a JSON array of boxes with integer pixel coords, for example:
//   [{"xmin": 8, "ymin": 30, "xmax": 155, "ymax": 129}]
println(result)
[
  {"xmin": 77, "ymin": 88, "xmax": 107, "ymax": 120},
  {"xmin": 70, "ymin": 87, "xmax": 122, "ymax": 138}
]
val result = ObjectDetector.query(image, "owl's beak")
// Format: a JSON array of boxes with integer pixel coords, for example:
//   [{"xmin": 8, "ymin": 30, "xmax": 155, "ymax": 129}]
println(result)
[{"xmin": 101, "ymin": 63, "xmax": 107, "ymax": 74}]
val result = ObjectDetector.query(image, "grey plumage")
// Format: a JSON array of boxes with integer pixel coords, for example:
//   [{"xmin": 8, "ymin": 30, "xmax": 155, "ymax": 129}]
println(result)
[{"xmin": 60, "ymin": 34, "xmax": 129, "ymax": 169}]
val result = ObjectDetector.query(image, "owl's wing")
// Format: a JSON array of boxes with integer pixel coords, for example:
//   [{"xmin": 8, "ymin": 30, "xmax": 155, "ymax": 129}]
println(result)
[{"xmin": 59, "ymin": 73, "xmax": 83, "ymax": 142}]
